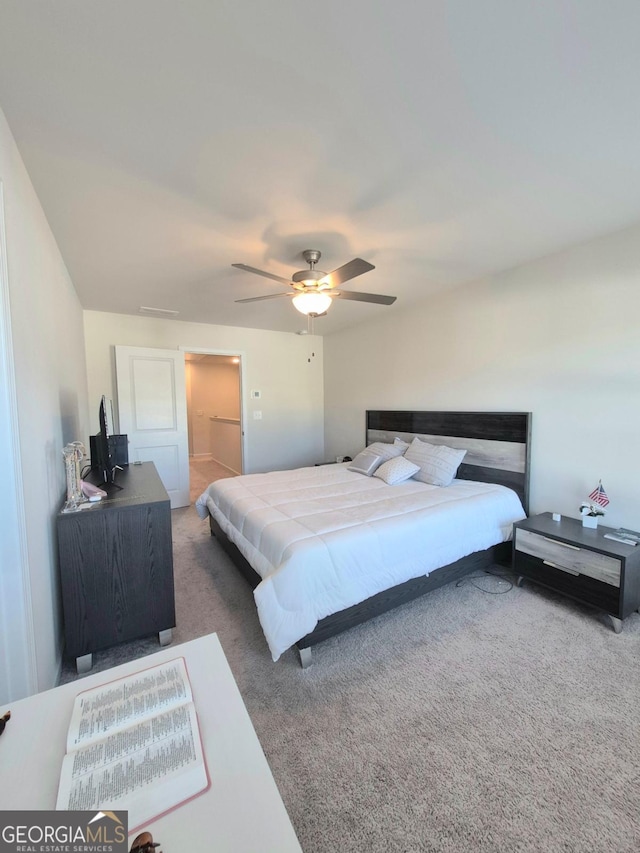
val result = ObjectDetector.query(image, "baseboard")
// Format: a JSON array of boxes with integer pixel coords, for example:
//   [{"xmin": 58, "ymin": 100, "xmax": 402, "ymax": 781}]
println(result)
[{"xmin": 209, "ymin": 456, "xmax": 241, "ymax": 476}]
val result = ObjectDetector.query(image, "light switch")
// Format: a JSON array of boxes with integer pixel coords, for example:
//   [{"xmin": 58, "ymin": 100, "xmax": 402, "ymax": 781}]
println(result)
[{"xmin": 251, "ymin": 390, "xmax": 261, "ymax": 399}]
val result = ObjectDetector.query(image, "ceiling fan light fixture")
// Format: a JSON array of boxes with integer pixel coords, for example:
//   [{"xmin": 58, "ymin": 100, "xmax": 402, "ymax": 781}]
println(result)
[{"xmin": 292, "ymin": 291, "xmax": 333, "ymax": 316}]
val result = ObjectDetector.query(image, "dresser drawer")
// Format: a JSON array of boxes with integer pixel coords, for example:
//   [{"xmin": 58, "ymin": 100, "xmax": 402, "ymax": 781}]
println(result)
[{"xmin": 515, "ymin": 528, "xmax": 621, "ymax": 587}]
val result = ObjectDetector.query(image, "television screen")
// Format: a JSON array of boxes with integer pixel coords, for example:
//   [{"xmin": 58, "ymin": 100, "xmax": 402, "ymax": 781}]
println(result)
[{"xmin": 94, "ymin": 395, "xmax": 115, "ymax": 484}]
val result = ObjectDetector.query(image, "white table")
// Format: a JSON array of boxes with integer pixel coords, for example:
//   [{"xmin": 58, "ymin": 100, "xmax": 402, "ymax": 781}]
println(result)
[{"xmin": 0, "ymin": 634, "xmax": 302, "ymax": 852}]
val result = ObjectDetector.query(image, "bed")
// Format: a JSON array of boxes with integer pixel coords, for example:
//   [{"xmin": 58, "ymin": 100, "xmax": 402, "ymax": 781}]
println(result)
[{"xmin": 196, "ymin": 411, "xmax": 531, "ymax": 666}]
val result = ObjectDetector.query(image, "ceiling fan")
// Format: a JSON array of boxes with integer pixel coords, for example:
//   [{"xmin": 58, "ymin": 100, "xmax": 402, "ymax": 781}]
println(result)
[{"xmin": 232, "ymin": 249, "xmax": 397, "ymax": 317}]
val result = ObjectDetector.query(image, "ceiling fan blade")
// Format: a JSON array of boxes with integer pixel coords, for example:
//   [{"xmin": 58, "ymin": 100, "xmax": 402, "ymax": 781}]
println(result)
[
  {"xmin": 321, "ymin": 258, "xmax": 375, "ymax": 288},
  {"xmin": 332, "ymin": 290, "xmax": 396, "ymax": 305},
  {"xmin": 235, "ymin": 292, "xmax": 293, "ymax": 304},
  {"xmin": 232, "ymin": 263, "xmax": 292, "ymax": 286}
]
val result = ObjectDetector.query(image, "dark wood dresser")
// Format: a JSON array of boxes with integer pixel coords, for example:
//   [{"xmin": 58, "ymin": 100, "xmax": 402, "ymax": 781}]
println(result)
[{"xmin": 57, "ymin": 461, "xmax": 175, "ymax": 672}]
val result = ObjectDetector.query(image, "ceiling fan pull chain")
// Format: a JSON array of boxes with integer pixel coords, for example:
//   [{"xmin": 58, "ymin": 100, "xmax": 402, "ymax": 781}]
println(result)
[{"xmin": 307, "ymin": 313, "xmax": 316, "ymax": 360}]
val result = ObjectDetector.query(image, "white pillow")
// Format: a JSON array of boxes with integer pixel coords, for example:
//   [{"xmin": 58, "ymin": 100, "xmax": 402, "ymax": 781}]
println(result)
[
  {"xmin": 373, "ymin": 456, "xmax": 420, "ymax": 485},
  {"xmin": 404, "ymin": 437, "xmax": 467, "ymax": 487},
  {"xmin": 365, "ymin": 441, "xmax": 406, "ymax": 462},
  {"xmin": 348, "ymin": 450, "xmax": 385, "ymax": 476},
  {"xmin": 393, "ymin": 437, "xmax": 410, "ymax": 450}
]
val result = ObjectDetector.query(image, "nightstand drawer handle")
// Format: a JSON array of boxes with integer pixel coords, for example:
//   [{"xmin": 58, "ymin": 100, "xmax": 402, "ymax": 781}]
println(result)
[
  {"xmin": 542, "ymin": 536, "xmax": 580, "ymax": 551},
  {"xmin": 544, "ymin": 560, "xmax": 579, "ymax": 576}
]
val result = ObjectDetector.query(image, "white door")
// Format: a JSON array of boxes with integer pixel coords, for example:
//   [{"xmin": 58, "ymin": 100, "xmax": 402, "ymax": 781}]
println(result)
[{"xmin": 115, "ymin": 346, "xmax": 190, "ymax": 508}]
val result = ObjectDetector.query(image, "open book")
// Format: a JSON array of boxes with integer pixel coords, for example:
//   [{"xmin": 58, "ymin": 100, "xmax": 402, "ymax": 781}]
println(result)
[{"xmin": 56, "ymin": 657, "xmax": 209, "ymax": 831}]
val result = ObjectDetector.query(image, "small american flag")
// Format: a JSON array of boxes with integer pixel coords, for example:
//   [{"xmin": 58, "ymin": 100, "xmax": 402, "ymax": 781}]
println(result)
[{"xmin": 588, "ymin": 481, "xmax": 610, "ymax": 508}]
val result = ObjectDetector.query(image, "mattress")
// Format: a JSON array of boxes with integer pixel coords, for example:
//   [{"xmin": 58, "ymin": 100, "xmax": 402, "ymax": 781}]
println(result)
[{"xmin": 196, "ymin": 464, "xmax": 526, "ymax": 660}]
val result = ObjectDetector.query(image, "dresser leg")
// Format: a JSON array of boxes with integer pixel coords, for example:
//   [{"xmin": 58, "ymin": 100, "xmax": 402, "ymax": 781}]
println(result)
[
  {"xmin": 76, "ymin": 653, "xmax": 92, "ymax": 674},
  {"xmin": 298, "ymin": 647, "xmax": 313, "ymax": 668},
  {"xmin": 515, "ymin": 576, "xmax": 525, "ymax": 587},
  {"xmin": 608, "ymin": 615, "xmax": 623, "ymax": 634},
  {"xmin": 159, "ymin": 628, "xmax": 173, "ymax": 646}
]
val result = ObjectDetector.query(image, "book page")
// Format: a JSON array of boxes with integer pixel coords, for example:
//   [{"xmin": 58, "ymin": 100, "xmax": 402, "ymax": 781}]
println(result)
[
  {"xmin": 57, "ymin": 702, "xmax": 209, "ymax": 830},
  {"xmin": 66, "ymin": 658, "xmax": 192, "ymax": 751}
]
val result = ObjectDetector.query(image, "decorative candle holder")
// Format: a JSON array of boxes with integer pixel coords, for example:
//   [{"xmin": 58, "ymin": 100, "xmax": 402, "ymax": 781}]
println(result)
[{"xmin": 62, "ymin": 441, "xmax": 88, "ymax": 513}]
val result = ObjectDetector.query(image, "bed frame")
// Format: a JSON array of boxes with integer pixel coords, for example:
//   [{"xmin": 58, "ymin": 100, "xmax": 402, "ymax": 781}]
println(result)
[{"xmin": 208, "ymin": 410, "xmax": 531, "ymax": 667}]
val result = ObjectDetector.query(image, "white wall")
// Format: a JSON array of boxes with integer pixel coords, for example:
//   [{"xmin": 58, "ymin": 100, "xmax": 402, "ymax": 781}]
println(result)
[
  {"xmin": 83, "ymin": 312, "xmax": 324, "ymax": 473},
  {"xmin": 324, "ymin": 222, "xmax": 640, "ymax": 530},
  {"xmin": 0, "ymin": 105, "xmax": 89, "ymax": 701}
]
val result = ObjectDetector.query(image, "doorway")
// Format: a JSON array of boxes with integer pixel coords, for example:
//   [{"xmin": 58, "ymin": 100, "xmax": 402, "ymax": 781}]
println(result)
[{"xmin": 184, "ymin": 352, "xmax": 243, "ymax": 503}]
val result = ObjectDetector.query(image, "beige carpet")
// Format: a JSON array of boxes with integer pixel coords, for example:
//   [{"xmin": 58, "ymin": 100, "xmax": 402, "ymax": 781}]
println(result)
[
  {"xmin": 189, "ymin": 456, "xmax": 236, "ymax": 503},
  {"xmin": 60, "ymin": 507, "xmax": 640, "ymax": 852}
]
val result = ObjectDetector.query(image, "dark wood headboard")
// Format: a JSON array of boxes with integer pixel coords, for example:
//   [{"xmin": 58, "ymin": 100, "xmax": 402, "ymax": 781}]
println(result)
[{"xmin": 366, "ymin": 410, "xmax": 531, "ymax": 514}]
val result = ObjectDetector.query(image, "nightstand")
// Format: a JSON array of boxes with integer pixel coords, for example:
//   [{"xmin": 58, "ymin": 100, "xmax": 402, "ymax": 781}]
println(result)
[{"xmin": 513, "ymin": 513, "xmax": 640, "ymax": 633}]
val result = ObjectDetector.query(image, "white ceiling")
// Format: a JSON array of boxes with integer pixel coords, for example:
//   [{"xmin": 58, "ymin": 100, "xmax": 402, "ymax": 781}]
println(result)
[{"xmin": 1, "ymin": 1, "xmax": 640, "ymax": 336}]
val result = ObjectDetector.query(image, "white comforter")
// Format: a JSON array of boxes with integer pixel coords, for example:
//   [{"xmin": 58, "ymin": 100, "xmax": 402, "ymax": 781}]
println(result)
[{"xmin": 196, "ymin": 464, "xmax": 525, "ymax": 660}]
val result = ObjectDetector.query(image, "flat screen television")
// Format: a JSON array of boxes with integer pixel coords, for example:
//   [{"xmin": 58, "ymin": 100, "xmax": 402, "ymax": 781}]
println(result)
[{"xmin": 94, "ymin": 395, "xmax": 117, "ymax": 485}]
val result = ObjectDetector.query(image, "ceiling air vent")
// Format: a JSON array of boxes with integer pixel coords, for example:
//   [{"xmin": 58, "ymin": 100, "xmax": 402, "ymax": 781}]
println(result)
[{"xmin": 138, "ymin": 306, "xmax": 179, "ymax": 316}]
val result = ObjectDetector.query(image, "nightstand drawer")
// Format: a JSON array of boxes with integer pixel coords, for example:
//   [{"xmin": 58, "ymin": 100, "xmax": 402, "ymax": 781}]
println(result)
[
  {"xmin": 514, "ymin": 551, "xmax": 621, "ymax": 613},
  {"xmin": 515, "ymin": 528, "xmax": 621, "ymax": 587}
]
